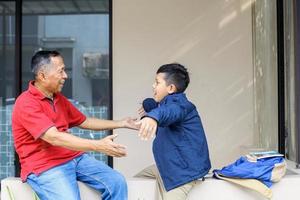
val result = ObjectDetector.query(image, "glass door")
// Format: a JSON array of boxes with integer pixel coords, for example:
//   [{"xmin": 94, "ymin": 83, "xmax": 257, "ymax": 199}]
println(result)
[{"xmin": 0, "ymin": 0, "xmax": 16, "ymax": 181}]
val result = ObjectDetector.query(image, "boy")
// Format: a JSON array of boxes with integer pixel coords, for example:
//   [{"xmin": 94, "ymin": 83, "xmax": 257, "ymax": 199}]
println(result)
[{"xmin": 136, "ymin": 63, "xmax": 211, "ymax": 200}]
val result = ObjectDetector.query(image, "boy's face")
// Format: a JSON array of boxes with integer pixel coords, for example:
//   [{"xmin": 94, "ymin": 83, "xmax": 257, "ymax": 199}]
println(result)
[{"xmin": 152, "ymin": 73, "xmax": 176, "ymax": 102}]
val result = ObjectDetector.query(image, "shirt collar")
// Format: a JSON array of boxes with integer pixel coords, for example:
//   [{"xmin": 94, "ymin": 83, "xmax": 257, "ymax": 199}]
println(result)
[{"xmin": 28, "ymin": 80, "xmax": 55, "ymax": 100}]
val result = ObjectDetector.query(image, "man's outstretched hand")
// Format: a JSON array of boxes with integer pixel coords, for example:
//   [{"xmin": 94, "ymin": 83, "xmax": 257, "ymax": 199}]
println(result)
[{"xmin": 120, "ymin": 117, "xmax": 140, "ymax": 130}]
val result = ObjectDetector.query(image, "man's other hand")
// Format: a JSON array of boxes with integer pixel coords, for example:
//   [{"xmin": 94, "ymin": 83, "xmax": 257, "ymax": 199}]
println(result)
[{"xmin": 96, "ymin": 134, "xmax": 127, "ymax": 157}]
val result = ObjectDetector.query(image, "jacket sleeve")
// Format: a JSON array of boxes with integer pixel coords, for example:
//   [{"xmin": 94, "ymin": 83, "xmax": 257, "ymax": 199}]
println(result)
[{"xmin": 146, "ymin": 102, "xmax": 194, "ymax": 127}]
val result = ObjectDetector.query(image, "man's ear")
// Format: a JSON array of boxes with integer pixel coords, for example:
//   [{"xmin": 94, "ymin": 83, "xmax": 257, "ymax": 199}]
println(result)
[
  {"xmin": 36, "ymin": 71, "xmax": 46, "ymax": 81},
  {"xmin": 167, "ymin": 84, "xmax": 177, "ymax": 94}
]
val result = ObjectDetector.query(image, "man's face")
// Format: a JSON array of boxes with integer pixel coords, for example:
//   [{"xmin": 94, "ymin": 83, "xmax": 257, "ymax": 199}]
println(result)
[
  {"xmin": 43, "ymin": 56, "xmax": 68, "ymax": 94},
  {"xmin": 152, "ymin": 73, "xmax": 171, "ymax": 102}
]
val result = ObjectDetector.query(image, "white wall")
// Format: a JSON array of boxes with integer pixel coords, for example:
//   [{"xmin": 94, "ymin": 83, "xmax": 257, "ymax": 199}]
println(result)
[{"xmin": 113, "ymin": 0, "xmax": 255, "ymax": 177}]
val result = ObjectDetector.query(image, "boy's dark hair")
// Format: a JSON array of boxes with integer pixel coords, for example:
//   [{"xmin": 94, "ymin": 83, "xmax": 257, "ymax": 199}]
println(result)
[
  {"xmin": 157, "ymin": 63, "xmax": 190, "ymax": 93},
  {"xmin": 31, "ymin": 50, "xmax": 61, "ymax": 76}
]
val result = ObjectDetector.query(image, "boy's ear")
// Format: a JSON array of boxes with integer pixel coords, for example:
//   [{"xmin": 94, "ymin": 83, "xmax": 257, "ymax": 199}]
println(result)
[{"xmin": 167, "ymin": 84, "xmax": 177, "ymax": 94}]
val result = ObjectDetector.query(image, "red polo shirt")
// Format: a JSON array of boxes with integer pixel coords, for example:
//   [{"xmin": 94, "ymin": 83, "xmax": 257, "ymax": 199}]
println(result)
[{"xmin": 12, "ymin": 81, "xmax": 86, "ymax": 181}]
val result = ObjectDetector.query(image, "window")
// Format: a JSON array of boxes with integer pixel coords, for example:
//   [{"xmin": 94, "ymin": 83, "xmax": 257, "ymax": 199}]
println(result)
[
  {"xmin": 284, "ymin": 0, "xmax": 300, "ymax": 166},
  {"xmin": 0, "ymin": 0, "xmax": 112, "ymax": 181}
]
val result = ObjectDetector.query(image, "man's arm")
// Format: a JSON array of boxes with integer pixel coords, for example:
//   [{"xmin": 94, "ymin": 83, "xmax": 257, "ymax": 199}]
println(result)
[
  {"xmin": 41, "ymin": 126, "xmax": 126, "ymax": 157},
  {"xmin": 78, "ymin": 117, "xmax": 139, "ymax": 131}
]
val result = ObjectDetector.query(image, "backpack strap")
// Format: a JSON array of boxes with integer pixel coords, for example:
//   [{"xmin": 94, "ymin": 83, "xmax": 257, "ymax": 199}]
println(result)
[{"xmin": 214, "ymin": 173, "xmax": 272, "ymax": 199}]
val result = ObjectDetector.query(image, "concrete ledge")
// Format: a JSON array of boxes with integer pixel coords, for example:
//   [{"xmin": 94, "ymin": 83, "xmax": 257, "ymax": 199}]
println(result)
[
  {"xmin": 2, "ymin": 175, "xmax": 300, "ymax": 200},
  {"xmin": 1, "ymin": 177, "xmax": 157, "ymax": 200},
  {"xmin": 1, "ymin": 177, "xmax": 100, "ymax": 200},
  {"xmin": 188, "ymin": 175, "xmax": 300, "ymax": 200}
]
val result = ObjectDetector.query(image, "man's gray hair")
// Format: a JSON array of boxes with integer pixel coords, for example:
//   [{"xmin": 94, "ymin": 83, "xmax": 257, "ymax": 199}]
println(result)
[{"xmin": 31, "ymin": 50, "xmax": 61, "ymax": 76}]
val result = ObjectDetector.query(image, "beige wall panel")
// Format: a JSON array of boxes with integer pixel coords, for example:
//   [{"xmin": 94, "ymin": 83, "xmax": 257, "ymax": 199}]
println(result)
[{"xmin": 113, "ymin": 0, "xmax": 254, "ymax": 177}]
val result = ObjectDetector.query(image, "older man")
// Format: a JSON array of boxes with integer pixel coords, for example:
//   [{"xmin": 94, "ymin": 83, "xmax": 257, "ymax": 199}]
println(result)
[{"xmin": 12, "ymin": 50, "xmax": 137, "ymax": 200}]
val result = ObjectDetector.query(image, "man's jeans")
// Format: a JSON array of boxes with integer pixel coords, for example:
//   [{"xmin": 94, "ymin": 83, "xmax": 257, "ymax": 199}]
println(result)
[{"xmin": 27, "ymin": 154, "xmax": 127, "ymax": 200}]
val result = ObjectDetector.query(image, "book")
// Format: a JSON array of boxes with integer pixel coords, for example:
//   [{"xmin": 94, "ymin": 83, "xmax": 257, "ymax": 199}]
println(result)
[{"xmin": 246, "ymin": 150, "xmax": 284, "ymax": 162}]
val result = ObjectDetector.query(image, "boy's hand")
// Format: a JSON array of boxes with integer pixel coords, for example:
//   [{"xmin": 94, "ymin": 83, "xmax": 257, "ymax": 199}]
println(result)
[{"xmin": 136, "ymin": 117, "xmax": 157, "ymax": 140}]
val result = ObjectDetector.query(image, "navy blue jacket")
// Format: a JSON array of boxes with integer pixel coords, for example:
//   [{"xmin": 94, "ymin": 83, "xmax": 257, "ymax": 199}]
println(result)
[{"xmin": 145, "ymin": 93, "xmax": 211, "ymax": 191}]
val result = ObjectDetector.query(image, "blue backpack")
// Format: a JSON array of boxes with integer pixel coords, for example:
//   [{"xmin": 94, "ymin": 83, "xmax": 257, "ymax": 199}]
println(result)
[{"xmin": 213, "ymin": 156, "xmax": 286, "ymax": 187}]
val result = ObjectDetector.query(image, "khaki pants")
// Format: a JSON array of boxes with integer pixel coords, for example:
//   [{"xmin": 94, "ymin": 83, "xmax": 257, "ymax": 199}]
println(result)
[{"xmin": 135, "ymin": 165, "xmax": 197, "ymax": 200}]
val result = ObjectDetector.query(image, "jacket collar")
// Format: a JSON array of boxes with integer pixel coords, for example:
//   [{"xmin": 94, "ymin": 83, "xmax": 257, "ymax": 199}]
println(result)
[{"xmin": 159, "ymin": 93, "xmax": 186, "ymax": 105}]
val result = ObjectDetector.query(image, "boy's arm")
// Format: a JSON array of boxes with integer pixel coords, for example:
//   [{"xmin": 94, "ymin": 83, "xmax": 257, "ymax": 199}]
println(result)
[
  {"xmin": 146, "ymin": 103, "xmax": 189, "ymax": 126},
  {"xmin": 137, "ymin": 103, "xmax": 192, "ymax": 140}
]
